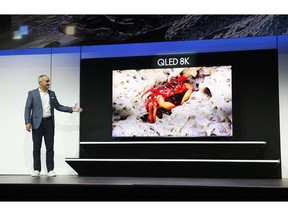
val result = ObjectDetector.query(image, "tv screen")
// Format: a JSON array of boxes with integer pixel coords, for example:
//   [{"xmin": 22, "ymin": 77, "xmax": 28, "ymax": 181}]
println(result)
[
  {"xmin": 80, "ymin": 49, "xmax": 279, "ymax": 144},
  {"xmin": 112, "ymin": 66, "xmax": 232, "ymax": 137}
]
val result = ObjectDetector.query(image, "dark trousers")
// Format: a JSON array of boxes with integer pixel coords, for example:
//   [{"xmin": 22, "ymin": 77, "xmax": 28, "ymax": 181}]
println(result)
[{"xmin": 32, "ymin": 117, "xmax": 54, "ymax": 172}]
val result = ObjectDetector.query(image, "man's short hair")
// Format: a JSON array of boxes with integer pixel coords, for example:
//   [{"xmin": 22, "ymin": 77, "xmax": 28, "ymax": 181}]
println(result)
[{"xmin": 38, "ymin": 75, "xmax": 48, "ymax": 83}]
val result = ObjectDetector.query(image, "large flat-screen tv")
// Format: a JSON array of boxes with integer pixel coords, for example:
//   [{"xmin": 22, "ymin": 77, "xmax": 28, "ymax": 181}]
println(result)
[
  {"xmin": 80, "ymin": 49, "xmax": 279, "ymax": 146},
  {"xmin": 112, "ymin": 65, "xmax": 232, "ymax": 137}
]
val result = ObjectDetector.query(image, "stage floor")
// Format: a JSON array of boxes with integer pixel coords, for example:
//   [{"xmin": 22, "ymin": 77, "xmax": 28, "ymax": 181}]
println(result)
[{"xmin": 1, "ymin": 175, "xmax": 288, "ymax": 201}]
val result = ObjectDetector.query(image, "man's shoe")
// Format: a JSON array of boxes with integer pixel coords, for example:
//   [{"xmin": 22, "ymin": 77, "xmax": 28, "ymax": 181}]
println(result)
[
  {"xmin": 31, "ymin": 170, "xmax": 40, "ymax": 177},
  {"xmin": 47, "ymin": 170, "xmax": 57, "ymax": 177}
]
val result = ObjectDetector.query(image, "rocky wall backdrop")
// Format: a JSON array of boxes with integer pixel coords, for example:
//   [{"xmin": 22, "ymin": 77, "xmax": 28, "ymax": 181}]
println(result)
[{"xmin": 1, "ymin": 15, "xmax": 287, "ymax": 49}]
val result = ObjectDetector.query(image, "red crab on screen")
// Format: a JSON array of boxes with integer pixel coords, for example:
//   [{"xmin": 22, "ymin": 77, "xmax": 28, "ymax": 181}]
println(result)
[{"xmin": 141, "ymin": 75, "xmax": 193, "ymax": 123}]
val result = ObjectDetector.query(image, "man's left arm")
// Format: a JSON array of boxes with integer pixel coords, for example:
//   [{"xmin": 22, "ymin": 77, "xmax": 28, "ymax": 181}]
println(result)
[{"xmin": 53, "ymin": 93, "xmax": 83, "ymax": 113}]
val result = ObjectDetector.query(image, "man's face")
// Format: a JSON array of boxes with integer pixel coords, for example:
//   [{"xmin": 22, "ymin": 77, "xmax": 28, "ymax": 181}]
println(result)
[{"xmin": 39, "ymin": 76, "xmax": 50, "ymax": 91}]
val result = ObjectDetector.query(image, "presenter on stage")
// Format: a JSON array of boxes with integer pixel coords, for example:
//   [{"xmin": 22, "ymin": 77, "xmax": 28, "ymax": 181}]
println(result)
[{"xmin": 24, "ymin": 75, "xmax": 83, "ymax": 177}]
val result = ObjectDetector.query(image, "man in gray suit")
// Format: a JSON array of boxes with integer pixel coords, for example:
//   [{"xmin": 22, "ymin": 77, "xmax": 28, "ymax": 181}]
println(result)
[{"xmin": 25, "ymin": 75, "xmax": 83, "ymax": 177}]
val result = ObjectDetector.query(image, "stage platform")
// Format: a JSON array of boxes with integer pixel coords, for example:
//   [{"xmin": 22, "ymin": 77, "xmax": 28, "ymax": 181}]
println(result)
[{"xmin": 1, "ymin": 175, "xmax": 288, "ymax": 201}]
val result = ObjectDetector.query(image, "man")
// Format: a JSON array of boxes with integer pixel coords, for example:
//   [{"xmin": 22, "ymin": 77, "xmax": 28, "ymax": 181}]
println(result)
[{"xmin": 24, "ymin": 75, "xmax": 83, "ymax": 177}]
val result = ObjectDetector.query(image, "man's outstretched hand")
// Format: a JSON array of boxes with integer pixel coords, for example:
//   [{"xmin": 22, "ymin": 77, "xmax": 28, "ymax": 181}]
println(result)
[{"xmin": 72, "ymin": 103, "xmax": 83, "ymax": 113}]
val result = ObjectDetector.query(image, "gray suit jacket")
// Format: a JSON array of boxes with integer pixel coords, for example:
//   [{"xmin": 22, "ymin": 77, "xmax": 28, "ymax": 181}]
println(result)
[{"xmin": 24, "ymin": 88, "xmax": 73, "ymax": 129}]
